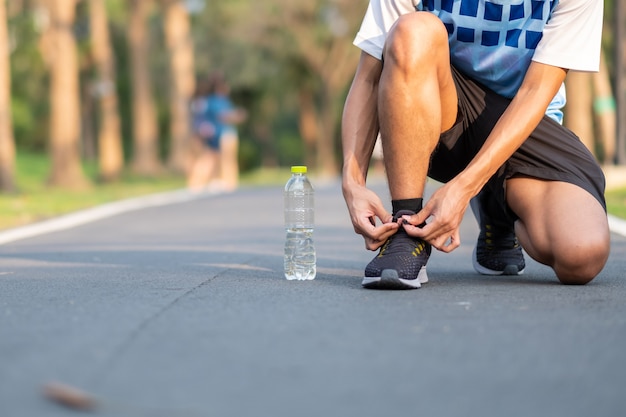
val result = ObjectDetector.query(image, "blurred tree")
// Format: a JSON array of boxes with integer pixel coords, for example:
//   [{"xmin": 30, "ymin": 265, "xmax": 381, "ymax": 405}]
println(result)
[
  {"xmin": 593, "ymin": 49, "xmax": 617, "ymax": 165},
  {"xmin": 565, "ymin": 71, "xmax": 594, "ymax": 154},
  {"xmin": 8, "ymin": 2, "xmax": 50, "ymax": 153},
  {"xmin": 565, "ymin": 48, "xmax": 617, "ymax": 165},
  {"xmin": 89, "ymin": 0, "xmax": 123, "ymax": 181},
  {"xmin": 190, "ymin": 0, "xmax": 366, "ymax": 175},
  {"xmin": 262, "ymin": 0, "xmax": 363, "ymax": 177},
  {"xmin": 161, "ymin": 0, "xmax": 194, "ymax": 173},
  {"xmin": 614, "ymin": 0, "xmax": 626, "ymax": 164},
  {"xmin": 42, "ymin": 0, "xmax": 89, "ymax": 188},
  {"xmin": 128, "ymin": 0, "xmax": 162, "ymax": 175},
  {"xmin": 0, "ymin": 0, "xmax": 16, "ymax": 192},
  {"xmin": 298, "ymin": 81, "xmax": 320, "ymax": 171}
]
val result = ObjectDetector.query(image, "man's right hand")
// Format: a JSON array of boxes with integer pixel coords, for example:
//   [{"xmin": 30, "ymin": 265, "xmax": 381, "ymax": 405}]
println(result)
[{"xmin": 342, "ymin": 183, "xmax": 399, "ymax": 251}]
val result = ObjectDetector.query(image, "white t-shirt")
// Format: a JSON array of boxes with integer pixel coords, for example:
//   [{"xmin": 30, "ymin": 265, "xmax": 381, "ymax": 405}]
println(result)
[{"xmin": 354, "ymin": 0, "xmax": 603, "ymax": 123}]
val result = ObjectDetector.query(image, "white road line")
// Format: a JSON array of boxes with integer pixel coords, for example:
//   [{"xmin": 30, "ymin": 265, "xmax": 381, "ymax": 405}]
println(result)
[
  {"xmin": 608, "ymin": 214, "xmax": 626, "ymax": 238},
  {"xmin": 0, "ymin": 188, "xmax": 204, "ymax": 245}
]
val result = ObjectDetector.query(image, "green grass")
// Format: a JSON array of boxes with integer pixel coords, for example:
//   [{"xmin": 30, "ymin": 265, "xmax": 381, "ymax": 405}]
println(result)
[
  {"xmin": 0, "ymin": 153, "xmax": 184, "ymax": 230},
  {"xmin": 606, "ymin": 186, "xmax": 626, "ymax": 220},
  {"xmin": 0, "ymin": 153, "xmax": 295, "ymax": 231}
]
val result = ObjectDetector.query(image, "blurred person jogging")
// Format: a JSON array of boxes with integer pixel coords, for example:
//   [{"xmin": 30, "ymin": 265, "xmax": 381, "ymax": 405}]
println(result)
[
  {"xmin": 187, "ymin": 72, "xmax": 247, "ymax": 192},
  {"xmin": 341, "ymin": 0, "xmax": 610, "ymax": 290}
]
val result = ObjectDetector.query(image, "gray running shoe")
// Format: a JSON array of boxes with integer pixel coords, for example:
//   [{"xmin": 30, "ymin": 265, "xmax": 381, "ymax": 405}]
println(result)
[
  {"xmin": 363, "ymin": 210, "xmax": 431, "ymax": 289},
  {"xmin": 470, "ymin": 192, "xmax": 525, "ymax": 276}
]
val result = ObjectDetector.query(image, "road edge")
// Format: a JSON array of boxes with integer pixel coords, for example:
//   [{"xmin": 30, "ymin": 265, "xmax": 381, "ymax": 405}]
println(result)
[
  {"xmin": 0, "ymin": 188, "xmax": 204, "ymax": 245},
  {"xmin": 1, "ymin": 187, "xmax": 626, "ymax": 245}
]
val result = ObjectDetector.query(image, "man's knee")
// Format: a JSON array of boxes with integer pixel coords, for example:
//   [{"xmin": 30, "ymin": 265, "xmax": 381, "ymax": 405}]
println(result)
[
  {"xmin": 508, "ymin": 178, "xmax": 610, "ymax": 285},
  {"xmin": 553, "ymin": 234, "xmax": 610, "ymax": 285},
  {"xmin": 384, "ymin": 12, "xmax": 449, "ymax": 69}
]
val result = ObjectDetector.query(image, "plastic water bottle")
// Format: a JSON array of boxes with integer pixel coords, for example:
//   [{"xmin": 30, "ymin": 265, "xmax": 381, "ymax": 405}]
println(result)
[{"xmin": 284, "ymin": 166, "xmax": 316, "ymax": 280}]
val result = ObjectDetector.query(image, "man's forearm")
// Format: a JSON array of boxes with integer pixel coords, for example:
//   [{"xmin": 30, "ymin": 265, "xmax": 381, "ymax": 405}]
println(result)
[
  {"xmin": 341, "ymin": 53, "xmax": 383, "ymax": 187},
  {"xmin": 341, "ymin": 87, "xmax": 379, "ymax": 185}
]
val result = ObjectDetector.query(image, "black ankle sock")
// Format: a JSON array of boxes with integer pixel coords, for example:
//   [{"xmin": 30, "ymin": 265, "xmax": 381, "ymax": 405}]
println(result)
[
  {"xmin": 392, "ymin": 198, "xmax": 423, "ymax": 217},
  {"xmin": 477, "ymin": 188, "xmax": 514, "ymax": 230}
]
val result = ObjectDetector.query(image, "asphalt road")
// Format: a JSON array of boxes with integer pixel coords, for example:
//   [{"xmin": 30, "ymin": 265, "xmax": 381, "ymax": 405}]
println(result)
[{"xmin": 1, "ymin": 179, "xmax": 625, "ymax": 417}]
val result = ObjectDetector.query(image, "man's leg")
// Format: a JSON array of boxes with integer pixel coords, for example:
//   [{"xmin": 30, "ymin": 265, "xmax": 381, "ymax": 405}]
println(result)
[
  {"xmin": 219, "ymin": 131, "xmax": 239, "ymax": 191},
  {"xmin": 187, "ymin": 148, "xmax": 218, "ymax": 191},
  {"xmin": 362, "ymin": 12, "xmax": 458, "ymax": 289},
  {"xmin": 378, "ymin": 12, "xmax": 457, "ymax": 199},
  {"xmin": 506, "ymin": 178, "xmax": 610, "ymax": 284}
]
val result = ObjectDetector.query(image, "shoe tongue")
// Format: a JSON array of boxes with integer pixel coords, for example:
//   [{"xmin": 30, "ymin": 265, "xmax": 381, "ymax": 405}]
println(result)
[{"xmin": 393, "ymin": 209, "xmax": 416, "ymax": 222}]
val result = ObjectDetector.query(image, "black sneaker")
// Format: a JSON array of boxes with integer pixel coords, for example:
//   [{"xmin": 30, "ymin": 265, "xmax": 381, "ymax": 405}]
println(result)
[
  {"xmin": 470, "ymin": 191, "xmax": 525, "ymax": 276},
  {"xmin": 362, "ymin": 210, "xmax": 431, "ymax": 289}
]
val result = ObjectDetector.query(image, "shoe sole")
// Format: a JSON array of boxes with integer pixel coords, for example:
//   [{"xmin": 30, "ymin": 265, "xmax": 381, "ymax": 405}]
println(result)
[
  {"xmin": 472, "ymin": 247, "xmax": 525, "ymax": 276},
  {"xmin": 362, "ymin": 267, "xmax": 428, "ymax": 290}
]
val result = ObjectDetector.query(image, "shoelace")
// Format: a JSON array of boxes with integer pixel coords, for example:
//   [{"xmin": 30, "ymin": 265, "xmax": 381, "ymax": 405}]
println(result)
[{"xmin": 377, "ymin": 230, "xmax": 428, "ymax": 258}]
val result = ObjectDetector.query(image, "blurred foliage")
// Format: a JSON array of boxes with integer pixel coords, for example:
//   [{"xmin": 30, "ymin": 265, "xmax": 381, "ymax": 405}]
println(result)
[
  {"xmin": 606, "ymin": 186, "xmax": 626, "ymax": 220},
  {"xmin": 6, "ymin": 0, "xmax": 368, "ymax": 174},
  {"xmin": 0, "ymin": 152, "xmax": 185, "ymax": 230},
  {"xmin": 8, "ymin": 8, "xmax": 49, "ymax": 152},
  {"xmin": 602, "ymin": 0, "xmax": 617, "ymax": 79}
]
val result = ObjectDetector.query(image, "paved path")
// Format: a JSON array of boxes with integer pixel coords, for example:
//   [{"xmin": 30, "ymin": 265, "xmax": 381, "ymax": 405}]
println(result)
[{"xmin": 1, "ymin": 180, "xmax": 625, "ymax": 417}]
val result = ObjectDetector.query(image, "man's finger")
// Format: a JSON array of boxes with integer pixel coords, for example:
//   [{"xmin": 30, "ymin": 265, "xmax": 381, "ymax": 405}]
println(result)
[
  {"xmin": 403, "ymin": 218, "xmax": 438, "ymax": 240},
  {"xmin": 430, "ymin": 230, "xmax": 461, "ymax": 253},
  {"xmin": 360, "ymin": 221, "xmax": 398, "ymax": 249},
  {"xmin": 403, "ymin": 208, "xmax": 431, "ymax": 227}
]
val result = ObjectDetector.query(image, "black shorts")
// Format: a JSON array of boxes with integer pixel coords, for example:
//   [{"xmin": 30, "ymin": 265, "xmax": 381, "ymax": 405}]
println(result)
[{"xmin": 428, "ymin": 66, "xmax": 607, "ymax": 217}]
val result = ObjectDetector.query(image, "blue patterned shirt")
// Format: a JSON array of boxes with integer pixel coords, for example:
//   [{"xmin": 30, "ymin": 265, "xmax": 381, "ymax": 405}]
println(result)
[{"xmin": 354, "ymin": 0, "xmax": 603, "ymax": 123}]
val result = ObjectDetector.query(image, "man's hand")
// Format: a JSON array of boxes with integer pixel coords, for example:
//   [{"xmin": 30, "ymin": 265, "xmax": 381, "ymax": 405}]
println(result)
[
  {"xmin": 343, "ymin": 183, "xmax": 399, "ymax": 251},
  {"xmin": 400, "ymin": 180, "xmax": 471, "ymax": 253}
]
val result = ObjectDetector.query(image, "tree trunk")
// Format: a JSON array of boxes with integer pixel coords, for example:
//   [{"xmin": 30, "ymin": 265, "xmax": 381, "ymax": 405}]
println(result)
[
  {"xmin": 592, "ymin": 49, "xmax": 617, "ymax": 165},
  {"xmin": 565, "ymin": 71, "xmax": 595, "ymax": 158},
  {"xmin": 615, "ymin": 0, "xmax": 626, "ymax": 164},
  {"xmin": 128, "ymin": 0, "xmax": 162, "ymax": 176},
  {"xmin": 46, "ymin": 0, "xmax": 89, "ymax": 188},
  {"xmin": 316, "ymin": 86, "xmax": 340, "ymax": 178},
  {"xmin": 162, "ymin": 0, "xmax": 195, "ymax": 173},
  {"xmin": 298, "ymin": 88, "xmax": 318, "ymax": 170},
  {"xmin": 282, "ymin": 2, "xmax": 360, "ymax": 177},
  {"xmin": 90, "ymin": 0, "xmax": 124, "ymax": 181},
  {"xmin": 0, "ymin": 0, "xmax": 15, "ymax": 193}
]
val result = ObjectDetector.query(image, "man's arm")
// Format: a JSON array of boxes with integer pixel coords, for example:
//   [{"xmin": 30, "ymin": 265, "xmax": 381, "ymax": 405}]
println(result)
[
  {"xmin": 405, "ymin": 61, "xmax": 568, "ymax": 252},
  {"xmin": 342, "ymin": 51, "xmax": 381, "ymax": 188},
  {"xmin": 342, "ymin": 51, "xmax": 399, "ymax": 250}
]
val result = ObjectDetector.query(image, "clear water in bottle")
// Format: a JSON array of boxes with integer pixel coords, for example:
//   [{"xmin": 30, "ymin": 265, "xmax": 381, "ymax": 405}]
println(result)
[
  {"xmin": 284, "ymin": 166, "xmax": 316, "ymax": 280},
  {"xmin": 284, "ymin": 228, "xmax": 316, "ymax": 280}
]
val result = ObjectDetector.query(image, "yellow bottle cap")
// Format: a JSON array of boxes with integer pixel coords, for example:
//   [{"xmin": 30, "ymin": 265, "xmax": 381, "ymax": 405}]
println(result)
[{"xmin": 291, "ymin": 166, "xmax": 307, "ymax": 174}]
